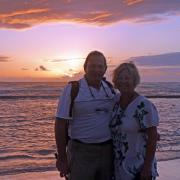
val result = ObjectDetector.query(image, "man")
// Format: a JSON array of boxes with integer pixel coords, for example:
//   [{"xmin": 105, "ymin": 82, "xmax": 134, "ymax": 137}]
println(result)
[{"xmin": 55, "ymin": 51, "xmax": 118, "ymax": 180}]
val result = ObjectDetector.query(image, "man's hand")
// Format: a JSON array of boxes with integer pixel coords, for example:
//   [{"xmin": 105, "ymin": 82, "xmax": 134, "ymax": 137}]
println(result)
[
  {"xmin": 56, "ymin": 154, "xmax": 69, "ymax": 178},
  {"xmin": 55, "ymin": 119, "xmax": 69, "ymax": 178}
]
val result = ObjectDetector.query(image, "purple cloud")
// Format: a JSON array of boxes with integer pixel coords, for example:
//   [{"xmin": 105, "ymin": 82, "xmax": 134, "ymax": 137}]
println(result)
[
  {"xmin": 128, "ymin": 52, "xmax": 180, "ymax": 66},
  {"xmin": 121, "ymin": 52, "xmax": 180, "ymax": 82},
  {"xmin": 0, "ymin": 0, "xmax": 180, "ymax": 29}
]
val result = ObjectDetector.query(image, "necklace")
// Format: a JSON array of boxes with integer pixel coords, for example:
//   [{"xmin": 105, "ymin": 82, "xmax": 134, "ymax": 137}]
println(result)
[
  {"xmin": 120, "ymin": 92, "xmax": 138, "ymax": 110},
  {"xmin": 87, "ymin": 82, "xmax": 109, "ymax": 99}
]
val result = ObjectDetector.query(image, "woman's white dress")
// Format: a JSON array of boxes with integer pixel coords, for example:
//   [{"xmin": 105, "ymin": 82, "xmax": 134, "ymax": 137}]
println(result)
[{"xmin": 110, "ymin": 95, "xmax": 159, "ymax": 180}]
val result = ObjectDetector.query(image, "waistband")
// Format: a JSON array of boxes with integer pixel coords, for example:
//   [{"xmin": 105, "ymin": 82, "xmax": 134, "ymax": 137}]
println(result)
[{"xmin": 71, "ymin": 139, "xmax": 112, "ymax": 146}]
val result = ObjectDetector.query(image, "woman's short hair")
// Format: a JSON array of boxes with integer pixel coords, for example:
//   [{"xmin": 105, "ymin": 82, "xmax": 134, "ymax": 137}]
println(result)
[
  {"xmin": 84, "ymin": 51, "xmax": 107, "ymax": 70},
  {"xmin": 113, "ymin": 62, "xmax": 140, "ymax": 88}
]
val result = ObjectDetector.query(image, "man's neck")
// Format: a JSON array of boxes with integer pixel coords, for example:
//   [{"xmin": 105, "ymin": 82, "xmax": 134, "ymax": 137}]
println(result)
[{"xmin": 85, "ymin": 76, "xmax": 102, "ymax": 89}]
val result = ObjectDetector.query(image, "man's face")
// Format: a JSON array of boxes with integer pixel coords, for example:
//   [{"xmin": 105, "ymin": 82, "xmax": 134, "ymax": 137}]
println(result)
[{"xmin": 85, "ymin": 55, "xmax": 107, "ymax": 82}]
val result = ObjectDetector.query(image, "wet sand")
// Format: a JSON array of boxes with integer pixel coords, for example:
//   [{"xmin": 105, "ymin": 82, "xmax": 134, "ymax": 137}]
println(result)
[{"xmin": 1, "ymin": 159, "xmax": 180, "ymax": 180}]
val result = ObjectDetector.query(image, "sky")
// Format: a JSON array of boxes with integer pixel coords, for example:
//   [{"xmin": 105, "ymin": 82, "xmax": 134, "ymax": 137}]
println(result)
[{"xmin": 0, "ymin": 0, "xmax": 180, "ymax": 82}]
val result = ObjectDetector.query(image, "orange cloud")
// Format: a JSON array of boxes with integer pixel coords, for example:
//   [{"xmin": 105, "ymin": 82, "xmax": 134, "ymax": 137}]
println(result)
[
  {"xmin": 0, "ymin": 0, "xmax": 180, "ymax": 29},
  {"xmin": 123, "ymin": 0, "xmax": 143, "ymax": 6},
  {"xmin": 0, "ymin": 8, "xmax": 48, "ymax": 19},
  {"xmin": 21, "ymin": 68, "xmax": 28, "ymax": 70}
]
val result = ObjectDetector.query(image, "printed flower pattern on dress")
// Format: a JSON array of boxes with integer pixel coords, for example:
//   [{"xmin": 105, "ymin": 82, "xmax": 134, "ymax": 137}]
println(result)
[{"xmin": 110, "ymin": 96, "xmax": 159, "ymax": 180}]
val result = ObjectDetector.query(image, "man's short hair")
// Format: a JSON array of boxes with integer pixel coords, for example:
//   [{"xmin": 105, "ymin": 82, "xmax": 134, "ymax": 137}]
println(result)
[{"xmin": 84, "ymin": 51, "xmax": 107, "ymax": 70}]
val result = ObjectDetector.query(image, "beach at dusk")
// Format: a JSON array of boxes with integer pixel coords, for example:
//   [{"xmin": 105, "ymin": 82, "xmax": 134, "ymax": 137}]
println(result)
[
  {"xmin": 0, "ymin": 82, "xmax": 180, "ymax": 179},
  {"xmin": 0, "ymin": 0, "xmax": 180, "ymax": 179}
]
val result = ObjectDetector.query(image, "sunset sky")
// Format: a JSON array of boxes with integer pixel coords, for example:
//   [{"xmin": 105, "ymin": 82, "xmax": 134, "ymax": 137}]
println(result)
[{"xmin": 0, "ymin": 0, "xmax": 180, "ymax": 82}]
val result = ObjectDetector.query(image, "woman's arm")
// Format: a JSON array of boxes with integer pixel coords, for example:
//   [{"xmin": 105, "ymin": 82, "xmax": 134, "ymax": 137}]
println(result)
[{"xmin": 141, "ymin": 126, "xmax": 158, "ymax": 179}]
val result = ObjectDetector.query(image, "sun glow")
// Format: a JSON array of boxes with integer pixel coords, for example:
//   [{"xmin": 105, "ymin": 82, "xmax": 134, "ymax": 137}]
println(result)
[
  {"xmin": 53, "ymin": 51, "xmax": 84, "ymax": 72},
  {"xmin": 48, "ymin": 51, "xmax": 84, "ymax": 78},
  {"xmin": 62, "ymin": 51, "xmax": 84, "ymax": 69}
]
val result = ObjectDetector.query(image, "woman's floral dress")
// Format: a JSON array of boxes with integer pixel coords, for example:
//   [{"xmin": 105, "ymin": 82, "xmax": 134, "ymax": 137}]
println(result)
[{"xmin": 110, "ymin": 95, "xmax": 159, "ymax": 180}]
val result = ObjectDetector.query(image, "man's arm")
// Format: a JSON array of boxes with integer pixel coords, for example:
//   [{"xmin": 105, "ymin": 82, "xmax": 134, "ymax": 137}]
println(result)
[{"xmin": 55, "ymin": 117, "xmax": 69, "ymax": 178}]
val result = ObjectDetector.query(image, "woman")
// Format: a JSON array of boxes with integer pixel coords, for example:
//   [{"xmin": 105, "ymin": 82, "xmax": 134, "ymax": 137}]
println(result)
[{"xmin": 110, "ymin": 63, "xmax": 159, "ymax": 180}]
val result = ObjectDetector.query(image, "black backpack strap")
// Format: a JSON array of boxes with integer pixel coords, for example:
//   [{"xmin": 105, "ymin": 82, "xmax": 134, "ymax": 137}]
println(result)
[{"xmin": 68, "ymin": 81, "xmax": 79, "ymax": 117}]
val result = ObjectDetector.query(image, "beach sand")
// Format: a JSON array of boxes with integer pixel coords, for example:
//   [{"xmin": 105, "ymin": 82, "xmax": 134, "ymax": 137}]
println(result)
[
  {"xmin": 157, "ymin": 159, "xmax": 180, "ymax": 180},
  {"xmin": 1, "ymin": 159, "xmax": 180, "ymax": 180}
]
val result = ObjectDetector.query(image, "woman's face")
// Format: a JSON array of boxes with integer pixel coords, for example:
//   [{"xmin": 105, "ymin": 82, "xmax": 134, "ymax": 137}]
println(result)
[{"xmin": 116, "ymin": 69, "xmax": 135, "ymax": 94}]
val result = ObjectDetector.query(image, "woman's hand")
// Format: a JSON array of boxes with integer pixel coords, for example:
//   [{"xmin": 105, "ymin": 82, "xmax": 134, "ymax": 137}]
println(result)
[
  {"xmin": 141, "ymin": 126, "xmax": 158, "ymax": 180},
  {"xmin": 140, "ymin": 163, "xmax": 152, "ymax": 180}
]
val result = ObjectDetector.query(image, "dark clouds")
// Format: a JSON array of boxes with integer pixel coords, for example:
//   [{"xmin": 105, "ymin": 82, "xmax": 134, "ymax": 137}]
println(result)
[
  {"xmin": 0, "ymin": 55, "xmax": 12, "ymax": 62},
  {"xmin": 129, "ymin": 52, "xmax": 180, "ymax": 66},
  {"xmin": 125, "ymin": 52, "xmax": 180, "ymax": 82},
  {"xmin": 49, "ymin": 58, "xmax": 85, "ymax": 62},
  {"xmin": 21, "ymin": 68, "xmax": 28, "ymax": 70},
  {"xmin": 0, "ymin": 0, "xmax": 180, "ymax": 29},
  {"xmin": 57, "ymin": 71, "xmax": 83, "ymax": 81},
  {"xmin": 35, "ymin": 65, "xmax": 49, "ymax": 71}
]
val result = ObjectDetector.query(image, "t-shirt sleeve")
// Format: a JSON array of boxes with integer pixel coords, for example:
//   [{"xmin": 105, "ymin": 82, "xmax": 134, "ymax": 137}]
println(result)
[
  {"xmin": 143, "ymin": 100, "xmax": 159, "ymax": 128},
  {"xmin": 56, "ymin": 83, "xmax": 72, "ymax": 120}
]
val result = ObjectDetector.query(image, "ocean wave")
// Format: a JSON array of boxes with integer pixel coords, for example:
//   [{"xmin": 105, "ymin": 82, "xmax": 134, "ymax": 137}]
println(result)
[
  {"xmin": 35, "ymin": 149, "xmax": 55, "ymax": 156},
  {"xmin": 0, "ymin": 95, "xmax": 180, "ymax": 100},
  {"xmin": 146, "ymin": 95, "xmax": 180, "ymax": 98},
  {"xmin": 0, "ymin": 166, "xmax": 55, "ymax": 176},
  {"xmin": 0, "ymin": 155, "xmax": 35, "ymax": 161},
  {"xmin": 158, "ymin": 157, "xmax": 180, "ymax": 162},
  {"xmin": 0, "ymin": 96, "xmax": 58, "ymax": 100},
  {"xmin": 156, "ymin": 150, "xmax": 180, "ymax": 162}
]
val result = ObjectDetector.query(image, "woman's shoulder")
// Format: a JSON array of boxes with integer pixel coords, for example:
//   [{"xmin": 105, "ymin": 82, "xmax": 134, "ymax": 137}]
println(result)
[
  {"xmin": 133, "ymin": 95, "xmax": 155, "ymax": 110},
  {"xmin": 137, "ymin": 95, "xmax": 158, "ymax": 113}
]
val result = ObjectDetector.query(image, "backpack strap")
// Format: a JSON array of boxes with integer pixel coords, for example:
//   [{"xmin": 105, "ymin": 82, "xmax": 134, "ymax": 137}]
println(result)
[{"xmin": 68, "ymin": 81, "xmax": 79, "ymax": 117}]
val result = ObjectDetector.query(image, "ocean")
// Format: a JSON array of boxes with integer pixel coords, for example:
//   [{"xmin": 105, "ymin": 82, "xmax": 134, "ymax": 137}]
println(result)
[{"xmin": 0, "ymin": 82, "xmax": 180, "ymax": 176}]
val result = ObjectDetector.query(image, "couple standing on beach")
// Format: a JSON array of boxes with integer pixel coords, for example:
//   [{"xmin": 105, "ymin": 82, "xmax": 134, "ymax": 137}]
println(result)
[{"xmin": 55, "ymin": 51, "xmax": 159, "ymax": 180}]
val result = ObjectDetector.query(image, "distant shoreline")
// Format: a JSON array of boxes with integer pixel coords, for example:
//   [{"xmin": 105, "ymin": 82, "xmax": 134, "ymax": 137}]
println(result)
[
  {"xmin": 0, "ymin": 81, "xmax": 180, "ymax": 83},
  {"xmin": 146, "ymin": 95, "xmax": 180, "ymax": 98},
  {"xmin": 1, "ymin": 95, "xmax": 180, "ymax": 100}
]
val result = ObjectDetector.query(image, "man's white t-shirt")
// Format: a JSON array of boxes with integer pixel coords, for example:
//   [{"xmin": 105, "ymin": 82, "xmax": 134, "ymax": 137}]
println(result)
[{"xmin": 56, "ymin": 77, "xmax": 119, "ymax": 143}]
